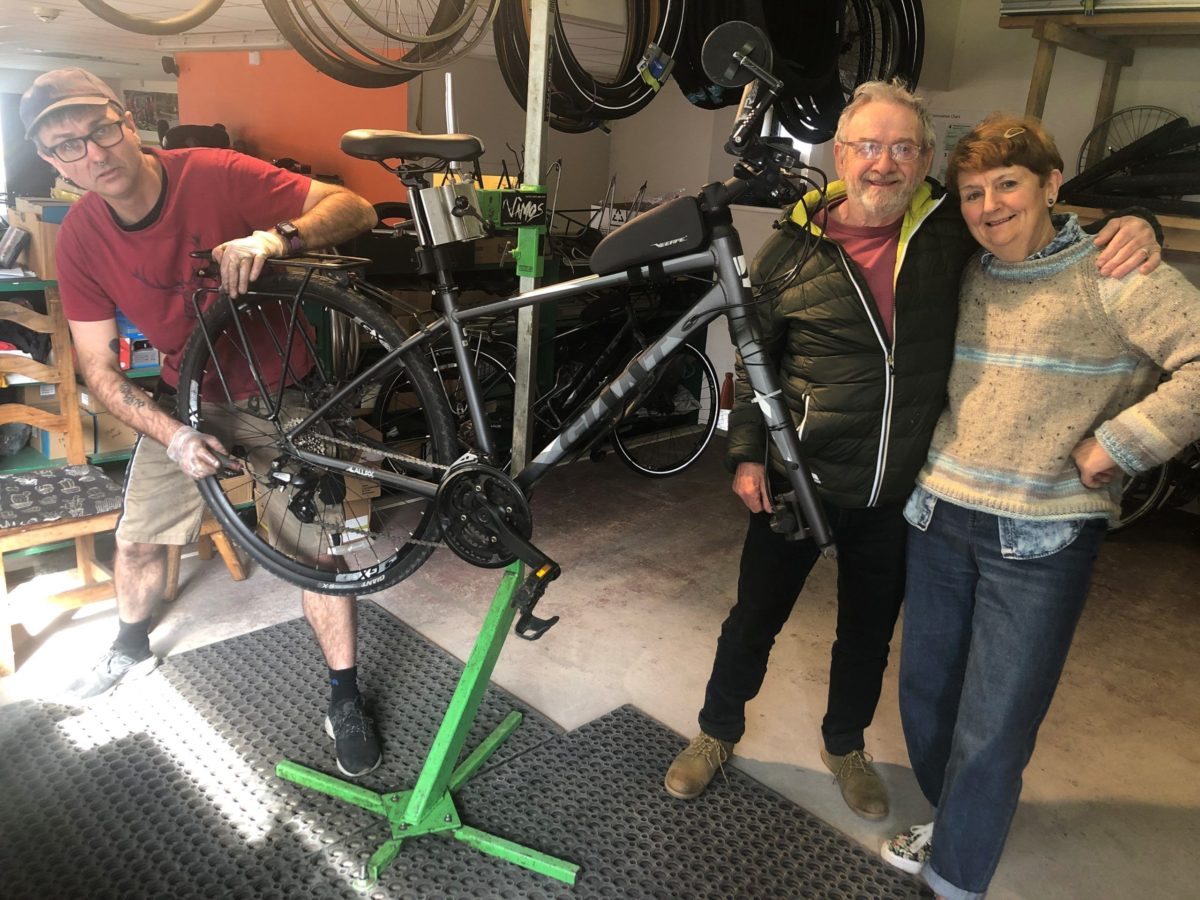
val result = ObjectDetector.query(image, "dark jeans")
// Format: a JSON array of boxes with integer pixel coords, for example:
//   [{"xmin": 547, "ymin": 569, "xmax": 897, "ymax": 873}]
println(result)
[
  {"xmin": 900, "ymin": 499, "xmax": 1105, "ymax": 900},
  {"xmin": 698, "ymin": 501, "xmax": 907, "ymax": 755}
]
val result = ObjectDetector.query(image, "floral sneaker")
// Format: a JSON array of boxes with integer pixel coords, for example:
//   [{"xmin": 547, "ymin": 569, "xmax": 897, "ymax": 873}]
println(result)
[{"xmin": 881, "ymin": 822, "xmax": 933, "ymax": 875}]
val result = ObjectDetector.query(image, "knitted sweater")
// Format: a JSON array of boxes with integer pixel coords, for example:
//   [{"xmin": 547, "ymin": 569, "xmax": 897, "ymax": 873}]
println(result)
[{"xmin": 916, "ymin": 215, "xmax": 1200, "ymax": 521}]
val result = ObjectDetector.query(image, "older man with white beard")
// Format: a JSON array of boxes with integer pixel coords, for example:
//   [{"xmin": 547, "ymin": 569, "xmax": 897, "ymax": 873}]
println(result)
[{"xmin": 662, "ymin": 80, "xmax": 1160, "ymax": 820}]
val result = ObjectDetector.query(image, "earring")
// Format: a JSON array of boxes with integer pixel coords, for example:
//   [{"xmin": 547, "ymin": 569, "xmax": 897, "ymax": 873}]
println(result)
[{"xmin": 1047, "ymin": 197, "xmax": 1056, "ymax": 206}]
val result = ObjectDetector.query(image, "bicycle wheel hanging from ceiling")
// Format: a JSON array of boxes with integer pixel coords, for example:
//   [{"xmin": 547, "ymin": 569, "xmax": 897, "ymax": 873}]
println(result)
[
  {"xmin": 493, "ymin": 0, "xmax": 685, "ymax": 134},
  {"xmin": 263, "ymin": 0, "xmax": 498, "ymax": 89},
  {"xmin": 768, "ymin": 0, "xmax": 923, "ymax": 147},
  {"xmin": 1076, "ymin": 105, "xmax": 1184, "ymax": 174},
  {"xmin": 75, "ymin": 0, "xmax": 226, "ymax": 35}
]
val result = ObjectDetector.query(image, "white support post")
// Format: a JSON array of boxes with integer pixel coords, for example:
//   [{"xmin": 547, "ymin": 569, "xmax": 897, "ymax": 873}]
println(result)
[{"xmin": 510, "ymin": 0, "xmax": 554, "ymax": 472}]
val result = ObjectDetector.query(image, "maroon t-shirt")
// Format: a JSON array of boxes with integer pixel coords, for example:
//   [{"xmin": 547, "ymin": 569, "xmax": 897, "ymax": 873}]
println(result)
[
  {"xmin": 55, "ymin": 147, "xmax": 313, "ymax": 394},
  {"xmin": 821, "ymin": 204, "xmax": 902, "ymax": 341}
]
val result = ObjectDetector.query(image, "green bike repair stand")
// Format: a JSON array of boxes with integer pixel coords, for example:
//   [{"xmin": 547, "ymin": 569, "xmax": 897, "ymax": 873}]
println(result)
[{"xmin": 275, "ymin": 563, "xmax": 579, "ymax": 890}]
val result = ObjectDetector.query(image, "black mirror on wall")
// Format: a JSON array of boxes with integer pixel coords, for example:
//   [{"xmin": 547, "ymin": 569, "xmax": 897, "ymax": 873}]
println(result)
[{"xmin": 0, "ymin": 94, "xmax": 55, "ymax": 205}]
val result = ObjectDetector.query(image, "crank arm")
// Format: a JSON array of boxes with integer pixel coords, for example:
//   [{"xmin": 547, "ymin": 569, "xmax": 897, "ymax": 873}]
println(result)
[{"xmin": 479, "ymin": 506, "xmax": 562, "ymax": 640}]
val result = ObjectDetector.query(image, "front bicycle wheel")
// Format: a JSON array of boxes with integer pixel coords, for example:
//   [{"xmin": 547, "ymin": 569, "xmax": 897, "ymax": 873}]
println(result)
[
  {"xmin": 612, "ymin": 344, "xmax": 718, "ymax": 477},
  {"xmin": 177, "ymin": 270, "xmax": 458, "ymax": 594}
]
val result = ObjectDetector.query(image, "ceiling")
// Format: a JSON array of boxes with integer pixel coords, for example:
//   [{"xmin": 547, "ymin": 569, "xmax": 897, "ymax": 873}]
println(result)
[
  {"xmin": 0, "ymin": 0, "xmax": 283, "ymax": 80},
  {"xmin": 0, "ymin": 1, "xmax": 626, "ymax": 84}
]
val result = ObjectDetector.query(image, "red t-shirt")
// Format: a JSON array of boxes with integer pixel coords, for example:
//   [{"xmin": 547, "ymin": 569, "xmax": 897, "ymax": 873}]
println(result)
[
  {"xmin": 821, "ymin": 205, "xmax": 902, "ymax": 342},
  {"xmin": 55, "ymin": 148, "xmax": 313, "ymax": 393}
]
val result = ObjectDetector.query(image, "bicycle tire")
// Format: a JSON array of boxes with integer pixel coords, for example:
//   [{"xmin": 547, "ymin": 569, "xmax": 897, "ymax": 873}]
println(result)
[
  {"xmin": 1076, "ymin": 105, "xmax": 1182, "ymax": 175},
  {"xmin": 1109, "ymin": 463, "xmax": 1172, "ymax": 533},
  {"xmin": 177, "ymin": 270, "xmax": 458, "ymax": 594},
  {"xmin": 612, "ymin": 343, "xmax": 718, "ymax": 477},
  {"xmin": 77, "ymin": 0, "xmax": 225, "ymax": 35}
]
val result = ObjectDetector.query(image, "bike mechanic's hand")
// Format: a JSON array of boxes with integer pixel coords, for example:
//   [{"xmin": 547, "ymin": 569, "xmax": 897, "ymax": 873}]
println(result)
[
  {"xmin": 733, "ymin": 461, "xmax": 773, "ymax": 513},
  {"xmin": 167, "ymin": 425, "xmax": 228, "ymax": 480},
  {"xmin": 1072, "ymin": 436, "xmax": 1121, "ymax": 489},
  {"xmin": 211, "ymin": 230, "xmax": 288, "ymax": 298},
  {"xmin": 1093, "ymin": 216, "xmax": 1161, "ymax": 278}
]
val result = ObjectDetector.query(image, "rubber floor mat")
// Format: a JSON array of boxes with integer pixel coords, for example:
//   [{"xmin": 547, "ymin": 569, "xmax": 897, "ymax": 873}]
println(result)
[{"xmin": 0, "ymin": 602, "xmax": 927, "ymax": 899}]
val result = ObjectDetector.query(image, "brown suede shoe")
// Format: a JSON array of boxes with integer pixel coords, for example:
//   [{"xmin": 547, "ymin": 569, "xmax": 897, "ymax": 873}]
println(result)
[
  {"xmin": 664, "ymin": 732, "xmax": 735, "ymax": 800},
  {"xmin": 821, "ymin": 747, "xmax": 889, "ymax": 819}
]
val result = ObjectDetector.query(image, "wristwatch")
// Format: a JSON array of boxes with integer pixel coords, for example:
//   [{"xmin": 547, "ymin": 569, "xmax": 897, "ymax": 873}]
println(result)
[{"xmin": 273, "ymin": 221, "xmax": 303, "ymax": 255}]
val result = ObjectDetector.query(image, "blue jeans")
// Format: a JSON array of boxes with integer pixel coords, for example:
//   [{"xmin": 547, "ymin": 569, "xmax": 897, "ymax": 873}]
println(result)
[{"xmin": 900, "ymin": 495, "xmax": 1106, "ymax": 900}]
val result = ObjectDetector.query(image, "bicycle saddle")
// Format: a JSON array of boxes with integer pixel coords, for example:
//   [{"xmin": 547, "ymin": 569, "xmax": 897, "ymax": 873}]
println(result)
[{"xmin": 340, "ymin": 130, "xmax": 485, "ymax": 163}]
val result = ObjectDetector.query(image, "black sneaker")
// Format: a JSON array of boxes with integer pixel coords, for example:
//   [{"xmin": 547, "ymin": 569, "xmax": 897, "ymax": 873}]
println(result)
[
  {"xmin": 324, "ymin": 696, "xmax": 382, "ymax": 777},
  {"xmin": 65, "ymin": 647, "xmax": 160, "ymax": 701}
]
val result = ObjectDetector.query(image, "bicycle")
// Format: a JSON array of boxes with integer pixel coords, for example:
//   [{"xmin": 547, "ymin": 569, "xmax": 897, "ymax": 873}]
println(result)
[
  {"xmin": 177, "ymin": 21, "xmax": 834, "ymax": 637},
  {"xmin": 373, "ymin": 285, "xmax": 720, "ymax": 478},
  {"xmin": 1111, "ymin": 439, "xmax": 1200, "ymax": 532}
]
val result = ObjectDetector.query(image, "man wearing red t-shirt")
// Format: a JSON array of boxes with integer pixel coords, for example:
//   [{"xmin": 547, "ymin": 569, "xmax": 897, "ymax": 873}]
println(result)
[{"xmin": 21, "ymin": 69, "xmax": 382, "ymax": 778}]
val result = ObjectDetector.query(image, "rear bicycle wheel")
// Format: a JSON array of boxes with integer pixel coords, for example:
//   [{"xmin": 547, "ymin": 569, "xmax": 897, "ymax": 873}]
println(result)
[
  {"xmin": 612, "ymin": 343, "xmax": 718, "ymax": 477},
  {"xmin": 177, "ymin": 270, "xmax": 457, "ymax": 594}
]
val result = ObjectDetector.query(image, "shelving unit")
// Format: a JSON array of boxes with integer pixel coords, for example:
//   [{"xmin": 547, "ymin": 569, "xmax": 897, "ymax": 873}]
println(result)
[{"xmin": 1000, "ymin": 11, "xmax": 1200, "ymax": 255}]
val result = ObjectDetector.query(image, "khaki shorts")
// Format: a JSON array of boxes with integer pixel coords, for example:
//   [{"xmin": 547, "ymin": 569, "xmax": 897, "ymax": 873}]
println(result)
[{"xmin": 117, "ymin": 393, "xmax": 344, "ymax": 561}]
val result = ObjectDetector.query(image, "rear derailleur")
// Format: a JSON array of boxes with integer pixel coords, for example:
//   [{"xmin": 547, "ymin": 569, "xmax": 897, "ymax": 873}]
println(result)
[{"xmin": 435, "ymin": 459, "xmax": 561, "ymax": 640}]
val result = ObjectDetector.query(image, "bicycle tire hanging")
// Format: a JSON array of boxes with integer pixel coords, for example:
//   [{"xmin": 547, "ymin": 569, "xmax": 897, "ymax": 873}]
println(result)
[
  {"xmin": 262, "ymin": 0, "xmax": 499, "ymax": 88},
  {"xmin": 669, "ymin": 1, "xmax": 924, "ymax": 145},
  {"xmin": 492, "ymin": 0, "xmax": 685, "ymax": 133}
]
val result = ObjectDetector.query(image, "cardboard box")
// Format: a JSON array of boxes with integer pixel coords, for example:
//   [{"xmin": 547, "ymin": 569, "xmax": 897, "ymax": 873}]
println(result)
[
  {"xmin": 18, "ymin": 383, "xmax": 59, "ymax": 408},
  {"xmin": 473, "ymin": 235, "xmax": 514, "ymax": 266},
  {"xmin": 344, "ymin": 473, "xmax": 382, "ymax": 501},
  {"xmin": 78, "ymin": 388, "xmax": 108, "ymax": 413},
  {"xmin": 113, "ymin": 314, "xmax": 157, "ymax": 371},
  {"xmin": 9, "ymin": 206, "xmax": 61, "ymax": 279},
  {"xmin": 30, "ymin": 411, "xmax": 94, "ymax": 459},
  {"xmin": 219, "ymin": 472, "xmax": 254, "ymax": 506},
  {"xmin": 331, "ymin": 498, "xmax": 373, "ymax": 554},
  {"xmin": 91, "ymin": 411, "xmax": 138, "ymax": 454},
  {"xmin": 16, "ymin": 197, "xmax": 72, "ymax": 224}
]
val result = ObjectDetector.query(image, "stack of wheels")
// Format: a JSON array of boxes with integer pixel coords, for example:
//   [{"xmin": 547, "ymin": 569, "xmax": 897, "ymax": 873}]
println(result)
[
  {"xmin": 261, "ymin": 0, "xmax": 500, "ymax": 88},
  {"xmin": 672, "ymin": 0, "xmax": 925, "ymax": 144},
  {"xmin": 1060, "ymin": 111, "xmax": 1200, "ymax": 218},
  {"xmin": 493, "ymin": 0, "xmax": 685, "ymax": 133}
]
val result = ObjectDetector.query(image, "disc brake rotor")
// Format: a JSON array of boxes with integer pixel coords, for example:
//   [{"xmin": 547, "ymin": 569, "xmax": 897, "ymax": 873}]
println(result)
[{"xmin": 435, "ymin": 462, "xmax": 531, "ymax": 568}]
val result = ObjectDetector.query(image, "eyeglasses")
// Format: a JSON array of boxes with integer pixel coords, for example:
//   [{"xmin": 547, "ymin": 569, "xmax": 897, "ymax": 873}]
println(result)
[
  {"xmin": 839, "ymin": 140, "xmax": 926, "ymax": 163},
  {"xmin": 44, "ymin": 120, "xmax": 126, "ymax": 163}
]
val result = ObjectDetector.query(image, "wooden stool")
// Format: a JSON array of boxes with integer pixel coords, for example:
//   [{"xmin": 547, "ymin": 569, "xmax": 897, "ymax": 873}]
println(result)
[{"xmin": 163, "ymin": 515, "xmax": 248, "ymax": 602}]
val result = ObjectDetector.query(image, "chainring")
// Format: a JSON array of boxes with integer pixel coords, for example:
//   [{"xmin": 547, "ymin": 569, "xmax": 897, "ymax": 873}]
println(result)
[{"xmin": 435, "ymin": 462, "xmax": 532, "ymax": 568}]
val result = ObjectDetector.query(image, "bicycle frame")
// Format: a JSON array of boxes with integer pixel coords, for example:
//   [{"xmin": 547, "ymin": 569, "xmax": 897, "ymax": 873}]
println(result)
[{"xmin": 262, "ymin": 210, "xmax": 831, "ymax": 552}]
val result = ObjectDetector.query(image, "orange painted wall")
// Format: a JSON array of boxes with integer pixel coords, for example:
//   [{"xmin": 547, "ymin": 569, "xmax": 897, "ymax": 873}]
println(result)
[{"xmin": 175, "ymin": 50, "xmax": 408, "ymax": 204}]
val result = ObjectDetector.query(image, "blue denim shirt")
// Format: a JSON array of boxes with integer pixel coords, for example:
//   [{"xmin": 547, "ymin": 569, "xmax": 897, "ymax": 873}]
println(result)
[{"xmin": 903, "ymin": 485, "xmax": 1101, "ymax": 560}]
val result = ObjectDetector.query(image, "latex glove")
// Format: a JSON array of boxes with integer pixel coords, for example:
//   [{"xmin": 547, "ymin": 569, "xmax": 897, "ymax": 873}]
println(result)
[
  {"xmin": 733, "ymin": 461, "xmax": 774, "ymax": 514},
  {"xmin": 166, "ymin": 425, "xmax": 229, "ymax": 480},
  {"xmin": 211, "ymin": 229, "xmax": 288, "ymax": 298},
  {"xmin": 1093, "ymin": 216, "xmax": 1161, "ymax": 278}
]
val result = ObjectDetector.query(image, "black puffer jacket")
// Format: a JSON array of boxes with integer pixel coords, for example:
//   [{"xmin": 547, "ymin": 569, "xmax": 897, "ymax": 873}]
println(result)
[{"xmin": 726, "ymin": 178, "xmax": 977, "ymax": 508}]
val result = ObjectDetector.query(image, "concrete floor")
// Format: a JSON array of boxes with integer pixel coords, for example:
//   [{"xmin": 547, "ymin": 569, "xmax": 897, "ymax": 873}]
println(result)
[{"xmin": 3, "ymin": 443, "xmax": 1198, "ymax": 899}]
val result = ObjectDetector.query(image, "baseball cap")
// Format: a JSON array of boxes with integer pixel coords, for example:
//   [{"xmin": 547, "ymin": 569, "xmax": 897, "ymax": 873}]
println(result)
[{"xmin": 20, "ymin": 68, "xmax": 124, "ymax": 139}]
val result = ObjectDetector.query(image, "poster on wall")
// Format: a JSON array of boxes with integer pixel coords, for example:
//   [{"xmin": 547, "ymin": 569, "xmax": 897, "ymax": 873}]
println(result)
[
  {"xmin": 929, "ymin": 109, "xmax": 992, "ymax": 185},
  {"xmin": 123, "ymin": 90, "xmax": 179, "ymax": 143}
]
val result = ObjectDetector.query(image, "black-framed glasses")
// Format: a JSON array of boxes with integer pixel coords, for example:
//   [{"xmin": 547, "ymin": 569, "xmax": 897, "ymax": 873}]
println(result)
[
  {"xmin": 44, "ymin": 120, "xmax": 126, "ymax": 163},
  {"xmin": 839, "ymin": 140, "xmax": 926, "ymax": 163}
]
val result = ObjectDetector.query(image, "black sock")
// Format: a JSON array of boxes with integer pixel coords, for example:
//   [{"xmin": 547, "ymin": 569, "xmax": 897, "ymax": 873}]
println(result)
[
  {"xmin": 329, "ymin": 666, "xmax": 359, "ymax": 705},
  {"xmin": 114, "ymin": 617, "xmax": 152, "ymax": 658}
]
